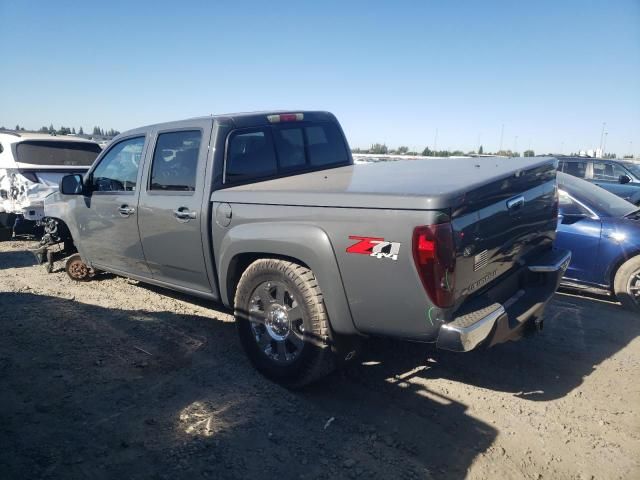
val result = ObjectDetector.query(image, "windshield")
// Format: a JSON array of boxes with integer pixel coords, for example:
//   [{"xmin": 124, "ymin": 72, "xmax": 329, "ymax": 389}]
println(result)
[
  {"xmin": 15, "ymin": 140, "xmax": 101, "ymax": 167},
  {"xmin": 558, "ymin": 172, "xmax": 637, "ymax": 217},
  {"xmin": 623, "ymin": 162, "xmax": 640, "ymax": 178}
]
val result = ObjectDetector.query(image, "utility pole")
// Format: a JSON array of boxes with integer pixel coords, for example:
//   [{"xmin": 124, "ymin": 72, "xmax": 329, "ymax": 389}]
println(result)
[
  {"xmin": 599, "ymin": 122, "xmax": 606, "ymax": 152},
  {"xmin": 603, "ymin": 132, "xmax": 608, "ymax": 157},
  {"xmin": 514, "ymin": 136, "xmax": 518, "ymax": 155},
  {"xmin": 499, "ymin": 124, "xmax": 504, "ymax": 152},
  {"xmin": 434, "ymin": 128, "xmax": 438, "ymax": 153}
]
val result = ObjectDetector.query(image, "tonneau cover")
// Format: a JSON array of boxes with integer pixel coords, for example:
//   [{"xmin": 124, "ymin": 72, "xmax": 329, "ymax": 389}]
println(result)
[{"xmin": 212, "ymin": 156, "xmax": 558, "ymax": 211}]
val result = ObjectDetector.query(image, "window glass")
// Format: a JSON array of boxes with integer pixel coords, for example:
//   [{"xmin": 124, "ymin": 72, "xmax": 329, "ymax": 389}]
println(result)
[
  {"xmin": 226, "ymin": 130, "xmax": 277, "ymax": 182},
  {"xmin": 92, "ymin": 136, "xmax": 145, "ymax": 192},
  {"xmin": 273, "ymin": 127, "xmax": 305, "ymax": 168},
  {"xmin": 15, "ymin": 140, "xmax": 101, "ymax": 166},
  {"xmin": 305, "ymin": 123, "xmax": 349, "ymax": 166},
  {"xmin": 150, "ymin": 130, "xmax": 201, "ymax": 191},
  {"xmin": 559, "ymin": 191, "xmax": 589, "ymax": 216},
  {"xmin": 592, "ymin": 162, "xmax": 627, "ymax": 181},
  {"xmin": 561, "ymin": 161, "xmax": 587, "ymax": 178}
]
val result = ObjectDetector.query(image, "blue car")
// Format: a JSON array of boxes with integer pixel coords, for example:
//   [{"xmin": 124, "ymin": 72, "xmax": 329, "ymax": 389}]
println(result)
[{"xmin": 556, "ymin": 172, "xmax": 640, "ymax": 312}]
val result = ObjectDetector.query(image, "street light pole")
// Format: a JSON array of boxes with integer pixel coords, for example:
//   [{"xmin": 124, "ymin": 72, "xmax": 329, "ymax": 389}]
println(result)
[
  {"xmin": 599, "ymin": 122, "xmax": 606, "ymax": 152},
  {"xmin": 603, "ymin": 132, "xmax": 608, "ymax": 157},
  {"xmin": 499, "ymin": 124, "xmax": 504, "ymax": 152}
]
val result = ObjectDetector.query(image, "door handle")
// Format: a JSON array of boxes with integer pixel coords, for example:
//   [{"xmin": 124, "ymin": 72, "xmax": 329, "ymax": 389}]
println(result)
[
  {"xmin": 118, "ymin": 205, "xmax": 135, "ymax": 216},
  {"xmin": 173, "ymin": 208, "xmax": 197, "ymax": 221}
]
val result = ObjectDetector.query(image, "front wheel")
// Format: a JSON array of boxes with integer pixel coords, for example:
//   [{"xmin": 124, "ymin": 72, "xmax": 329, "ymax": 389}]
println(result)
[
  {"xmin": 65, "ymin": 253, "xmax": 92, "ymax": 281},
  {"xmin": 614, "ymin": 256, "xmax": 640, "ymax": 313},
  {"xmin": 234, "ymin": 259, "xmax": 336, "ymax": 388}
]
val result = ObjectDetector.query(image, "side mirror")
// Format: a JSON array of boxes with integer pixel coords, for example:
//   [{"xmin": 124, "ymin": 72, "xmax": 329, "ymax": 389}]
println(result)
[
  {"xmin": 60, "ymin": 174, "xmax": 84, "ymax": 195},
  {"xmin": 619, "ymin": 174, "xmax": 631, "ymax": 184}
]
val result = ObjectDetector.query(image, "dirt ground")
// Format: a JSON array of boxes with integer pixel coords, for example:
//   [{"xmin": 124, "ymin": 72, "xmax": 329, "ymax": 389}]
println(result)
[{"xmin": 0, "ymin": 240, "xmax": 638, "ymax": 480}]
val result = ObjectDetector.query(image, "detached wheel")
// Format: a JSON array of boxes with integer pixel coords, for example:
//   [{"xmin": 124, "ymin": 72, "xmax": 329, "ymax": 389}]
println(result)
[
  {"xmin": 65, "ymin": 254, "xmax": 91, "ymax": 281},
  {"xmin": 234, "ymin": 259, "xmax": 336, "ymax": 388},
  {"xmin": 614, "ymin": 256, "xmax": 640, "ymax": 313}
]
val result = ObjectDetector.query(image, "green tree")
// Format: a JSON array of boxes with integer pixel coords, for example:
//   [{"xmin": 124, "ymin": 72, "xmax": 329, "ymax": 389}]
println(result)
[
  {"xmin": 39, "ymin": 126, "xmax": 49, "ymax": 133},
  {"xmin": 421, "ymin": 146, "xmax": 433, "ymax": 156},
  {"xmin": 72, "ymin": 127, "xmax": 76, "ymax": 134},
  {"xmin": 15, "ymin": 124, "xmax": 20, "ymax": 131},
  {"xmin": 49, "ymin": 124, "xmax": 55, "ymax": 134},
  {"xmin": 93, "ymin": 126, "xmax": 101, "ymax": 135},
  {"xmin": 397, "ymin": 146, "xmax": 409, "ymax": 154},
  {"xmin": 478, "ymin": 145, "xmax": 484, "ymax": 154},
  {"xmin": 524, "ymin": 149, "xmax": 535, "ymax": 157},
  {"xmin": 78, "ymin": 127, "xmax": 84, "ymax": 135},
  {"xmin": 370, "ymin": 143, "xmax": 388, "ymax": 154}
]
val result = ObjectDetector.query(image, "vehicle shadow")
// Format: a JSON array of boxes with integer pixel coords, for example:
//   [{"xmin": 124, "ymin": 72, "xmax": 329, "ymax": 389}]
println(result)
[
  {"xmin": 0, "ymin": 292, "xmax": 494, "ymax": 480},
  {"xmin": 390, "ymin": 292, "xmax": 639, "ymax": 401}
]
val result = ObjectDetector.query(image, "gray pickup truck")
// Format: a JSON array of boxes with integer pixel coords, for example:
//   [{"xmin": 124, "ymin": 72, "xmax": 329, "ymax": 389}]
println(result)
[{"xmin": 40, "ymin": 111, "xmax": 570, "ymax": 387}]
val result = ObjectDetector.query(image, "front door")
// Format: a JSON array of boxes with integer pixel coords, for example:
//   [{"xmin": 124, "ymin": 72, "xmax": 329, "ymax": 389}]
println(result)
[
  {"xmin": 76, "ymin": 135, "xmax": 150, "ymax": 275},
  {"xmin": 556, "ymin": 191, "xmax": 602, "ymax": 283},
  {"xmin": 136, "ymin": 123, "xmax": 213, "ymax": 293},
  {"xmin": 591, "ymin": 161, "xmax": 638, "ymax": 201}
]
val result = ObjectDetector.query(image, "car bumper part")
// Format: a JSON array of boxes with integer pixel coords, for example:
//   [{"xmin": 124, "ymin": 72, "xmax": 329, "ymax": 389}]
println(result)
[{"xmin": 436, "ymin": 249, "xmax": 571, "ymax": 352}]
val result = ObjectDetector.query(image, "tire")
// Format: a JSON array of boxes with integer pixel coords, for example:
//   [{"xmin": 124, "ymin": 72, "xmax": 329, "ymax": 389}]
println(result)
[
  {"xmin": 613, "ymin": 256, "xmax": 640, "ymax": 313},
  {"xmin": 234, "ymin": 258, "xmax": 336, "ymax": 388}
]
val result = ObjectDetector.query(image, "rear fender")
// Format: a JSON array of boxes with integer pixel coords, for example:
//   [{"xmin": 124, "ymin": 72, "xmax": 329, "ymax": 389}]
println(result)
[{"xmin": 217, "ymin": 222, "xmax": 357, "ymax": 335}]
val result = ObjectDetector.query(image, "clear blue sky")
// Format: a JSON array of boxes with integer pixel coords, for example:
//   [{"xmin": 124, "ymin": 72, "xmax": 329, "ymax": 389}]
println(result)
[{"xmin": 1, "ymin": 0, "xmax": 639, "ymax": 155}]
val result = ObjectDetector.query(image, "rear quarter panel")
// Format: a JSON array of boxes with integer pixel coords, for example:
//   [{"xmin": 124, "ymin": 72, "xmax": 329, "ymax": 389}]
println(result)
[{"xmin": 213, "ymin": 202, "xmax": 444, "ymax": 340}]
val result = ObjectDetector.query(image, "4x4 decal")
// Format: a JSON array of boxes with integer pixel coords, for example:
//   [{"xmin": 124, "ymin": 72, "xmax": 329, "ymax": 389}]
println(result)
[{"xmin": 346, "ymin": 236, "xmax": 401, "ymax": 261}]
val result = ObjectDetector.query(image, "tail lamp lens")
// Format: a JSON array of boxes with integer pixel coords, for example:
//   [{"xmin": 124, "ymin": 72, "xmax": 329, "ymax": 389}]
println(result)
[{"xmin": 412, "ymin": 223, "xmax": 456, "ymax": 308}]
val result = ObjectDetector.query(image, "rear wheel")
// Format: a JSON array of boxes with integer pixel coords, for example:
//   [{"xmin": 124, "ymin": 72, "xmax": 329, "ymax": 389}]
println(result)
[
  {"xmin": 234, "ymin": 258, "xmax": 336, "ymax": 388},
  {"xmin": 613, "ymin": 256, "xmax": 640, "ymax": 313}
]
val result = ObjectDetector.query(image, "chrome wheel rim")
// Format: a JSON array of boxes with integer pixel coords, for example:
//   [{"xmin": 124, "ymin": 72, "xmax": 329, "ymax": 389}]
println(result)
[
  {"xmin": 628, "ymin": 270, "xmax": 640, "ymax": 304},
  {"xmin": 249, "ymin": 280, "xmax": 305, "ymax": 364}
]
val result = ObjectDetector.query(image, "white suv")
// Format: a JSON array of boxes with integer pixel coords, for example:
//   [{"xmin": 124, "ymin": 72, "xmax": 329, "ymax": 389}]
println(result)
[{"xmin": 0, "ymin": 131, "xmax": 101, "ymax": 239}]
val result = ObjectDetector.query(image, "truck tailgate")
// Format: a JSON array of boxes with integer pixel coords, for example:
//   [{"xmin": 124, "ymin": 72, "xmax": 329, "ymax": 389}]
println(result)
[{"xmin": 451, "ymin": 161, "xmax": 558, "ymax": 306}]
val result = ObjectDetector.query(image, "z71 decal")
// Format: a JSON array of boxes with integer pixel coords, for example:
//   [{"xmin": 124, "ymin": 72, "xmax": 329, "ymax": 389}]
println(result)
[{"xmin": 346, "ymin": 236, "xmax": 401, "ymax": 261}]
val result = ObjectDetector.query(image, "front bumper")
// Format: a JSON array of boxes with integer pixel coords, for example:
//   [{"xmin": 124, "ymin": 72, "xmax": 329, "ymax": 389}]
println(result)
[{"xmin": 436, "ymin": 249, "xmax": 571, "ymax": 352}]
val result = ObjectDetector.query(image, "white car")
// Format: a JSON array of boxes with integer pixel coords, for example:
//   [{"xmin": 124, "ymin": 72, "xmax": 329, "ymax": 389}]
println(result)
[{"xmin": 0, "ymin": 131, "xmax": 101, "ymax": 239}]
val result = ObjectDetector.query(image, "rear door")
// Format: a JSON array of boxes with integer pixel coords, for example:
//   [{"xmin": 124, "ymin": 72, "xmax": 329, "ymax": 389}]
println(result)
[
  {"xmin": 137, "ymin": 120, "xmax": 214, "ymax": 293},
  {"xmin": 75, "ymin": 135, "xmax": 150, "ymax": 275}
]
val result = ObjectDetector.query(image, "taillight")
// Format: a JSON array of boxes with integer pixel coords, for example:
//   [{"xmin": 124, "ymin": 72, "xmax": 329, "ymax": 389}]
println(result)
[
  {"xmin": 267, "ymin": 113, "xmax": 304, "ymax": 123},
  {"xmin": 412, "ymin": 223, "xmax": 456, "ymax": 308}
]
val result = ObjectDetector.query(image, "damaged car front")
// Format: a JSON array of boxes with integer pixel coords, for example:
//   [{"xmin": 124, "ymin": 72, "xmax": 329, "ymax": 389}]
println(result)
[{"xmin": 0, "ymin": 132, "xmax": 101, "ymax": 239}]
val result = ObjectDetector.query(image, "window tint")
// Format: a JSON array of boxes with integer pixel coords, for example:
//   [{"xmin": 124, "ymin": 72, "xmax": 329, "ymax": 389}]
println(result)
[
  {"xmin": 592, "ymin": 162, "xmax": 627, "ymax": 181},
  {"xmin": 273, "ymin": 127, "xmax": 305, "ymax": 168},
  {"xmin": 226, "ymin": 130, "xmax": 277, "ymax": 182},
  {"xmin": 305, "ymin": 123, "xmax": 349, "ymax": 166},
  {"xmin": 15, "ymin": 140, "xmax": 101, "ymax": 166},
  {"xmin": 92, "ymin": 136, "xmax": 145, "ymax": 192},
  {"xmin": 224, "ymin": 122, "xmax": 349, "ymax": 184},
  {"xmin": 150, "ymin": 130, "xmax": 201, "ymax": 191},
  {"xmin": 561, "ymin": 161, "xmax": 587, "ymax": 178}
]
